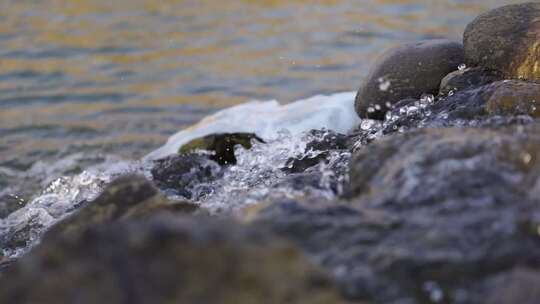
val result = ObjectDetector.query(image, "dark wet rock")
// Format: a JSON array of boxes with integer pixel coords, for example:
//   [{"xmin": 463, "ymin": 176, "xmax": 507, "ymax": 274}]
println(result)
[
  {"xmin": 284, "ymin": 130, "xmax": 348, "ymax": 174},
  {"xmin": 468, "ymin": 268, "xmax": 540, "ymax": 304},
  {"xmin": 244, "ymin": 125, "xmax": 540, "ymax": 303},
  {"xmin": 43, "ymin": 175, "xmax": 198, "ymax": 241},
  {"xmin": 0, "ymin": 258, "xmax": 13, "ymax": 277},
  {"xmin": 179, "ymin": 132, "xmax": 264, "ymax": 165},
  {"xmin": 0, "ymin": 215, "xmax": 342, "ymax": 304},
  {"xmin": 151, "ymin": 153, "xmax": 221, "ymax": 199},
  {"xmin": 355, "ymin": 39, "xmax": 464, "ymax": 120},
  {"xmin": 352, "ymin": 80, "xmax": 540, "ymax": 147},
  {"xmin": 439, "ymin": 67, "xmax": 502, "ymax": 96},
  {"xmin": 0, "ymin": 194, "xmax": 26, "ymax": 219},
  {"xmin": 463, "ymin": 3, "xmax": 540, "ymax": 81}
]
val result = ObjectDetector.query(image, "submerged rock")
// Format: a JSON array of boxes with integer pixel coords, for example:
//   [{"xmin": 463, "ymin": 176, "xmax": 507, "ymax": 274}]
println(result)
[
  {"xmin": 179, "ymin": 132, "xmax": 264, "ymax": 165},
  {"xmin": 439, "ymin": 67, "xmax": 501, "ymax": 96},
  {"xmin": 463, "ymin": 3, "xmax": 540, "ymax": 81},
  {"xmin": 0, "ymin": 215, "xmax": 342, "ymax": 304},
  {"xmin": 151, "ymin": 153, "xmax": 221, "ymax": 199},
  {"xmin": 355, "ymin": 39, "xmax": 464, "ymax": 120}
]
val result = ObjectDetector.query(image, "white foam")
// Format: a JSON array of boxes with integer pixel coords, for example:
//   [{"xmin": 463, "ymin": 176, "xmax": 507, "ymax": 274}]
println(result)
[{"xmin": 144, "ymin": 92, "xmax": 359, "ymax": 160}]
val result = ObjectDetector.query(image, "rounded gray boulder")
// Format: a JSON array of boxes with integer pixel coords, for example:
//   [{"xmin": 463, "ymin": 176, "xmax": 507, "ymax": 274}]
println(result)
[
  {"xmin": 463, "ymin": 3, "xmax": 540, "ymax": 81},
  {"xmin": 355, "ymin": 39, "xmax": 464, "ymax": 120}
]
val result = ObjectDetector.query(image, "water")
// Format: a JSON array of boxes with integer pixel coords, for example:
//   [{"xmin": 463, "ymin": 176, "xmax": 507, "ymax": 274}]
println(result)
[{"xmin": 0, "ymin": 0, "xmax": 523, "ymax": 256}]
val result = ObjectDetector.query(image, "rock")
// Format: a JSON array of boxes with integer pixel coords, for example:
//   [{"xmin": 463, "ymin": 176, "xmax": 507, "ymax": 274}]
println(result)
[
  {"xmin": 355, "ymin": 39, "xmax": 464, "ymax": 120},
  {"xmin": 484, "ymin": 80, "xmax": 540, "ymax": 117},
  {"xmin": 151, "ymin": 153, "xmax": 221, "ymax": 199},
  {"xmin": 0, "ymin": 255, "xmax": 12, "ymax": 275},
  {"xmin": 0, "ymin": 194, "xmax": 26, "ymax": 219},
  {"xmin": 179, "ymin": 133, "xmax": 264, "ymax": 165},
  {"xmin": 352, "ymin": 80, "xmax": 540, "ymax": 147},
  {"xmin": 43, "ymin": 175, "xmax": 198, "ymax": 241},
  {"xmin": 0, "ymin": 215, "xmax": 343, "ymax": 304},
  {"xmin": 283, "ymin": 130, "xmax": 349, "ymax": 174},
  {"xmin": 439, "ymin": 67, "xmax": 501, "ymax": 96},
  {"xmin": 463, "ymin": 3, "xmax": 540, "ymax": 81},
  {"xmin": 471, "ymin": 268, "xmax": 540, "ymax": 304},
  {"xmin": 247, "ymin": 125, "xmax": 540, "ymax": 302}
]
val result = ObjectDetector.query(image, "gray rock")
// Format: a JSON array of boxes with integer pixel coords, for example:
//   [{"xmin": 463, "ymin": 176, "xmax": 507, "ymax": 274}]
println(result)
[
  {"xmin": 0, "ymin": 215, "xmax": 342, "ymax": 304},
  {"xmin": 352, "ymin": 79, "xmax": 540, "ymax": 148},
  {"xmin": 151, "ymin": 153, "xmax": 222, "ymax": 199},
  {"xmin": 355, "ymin": 39, "xmax": 464, "ymax": 120},
  {"xmin": 249, "ymin": 124, "xmax": 540, "ymax": 303},
  {"xmin": 439, "ymin": 67, "xmax": 501, "ymax": 96},
  {"xmin": 463, "ymin": 3, "xmax": 540, "ymax": 81}
]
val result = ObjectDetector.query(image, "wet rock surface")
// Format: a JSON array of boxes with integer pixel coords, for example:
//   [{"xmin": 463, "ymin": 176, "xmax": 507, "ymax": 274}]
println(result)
[
  {"xmin": 355, "ymin": 39, "xmax": 464, "ymax": 120},
  {"xmin": 0, "ymin": 215, "xmax": 342, "ymax": 304},
  {"xmin": 247, "ymin": 125, "xmax": 540, "ymax": 303},
  {"xmin": 151, "ymin": 153, "xmax": 222, "ymax": 199},
  {"xmin": 284, "ymin": 129, "xmax": 348, "ymax": 174},
  {"xmin": 43, "ymin": 175, "xmax": 199, "ymax": 241},
  {"xmin": 464, "ymin": 2, "xmax": 540, "ymax": 81},
  {"xmin": 439, "ymin": 67, "xmax": 501, "ymax": 96},
  {"xmin": 179, "ymin": 132, "xmax": 264, "ymax": 165}
]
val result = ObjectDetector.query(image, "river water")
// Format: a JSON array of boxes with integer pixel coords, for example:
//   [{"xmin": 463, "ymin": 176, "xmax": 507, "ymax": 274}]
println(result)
[{"xmin": 0, "ymin": 0, "xmax": 520, "ymax": 205}]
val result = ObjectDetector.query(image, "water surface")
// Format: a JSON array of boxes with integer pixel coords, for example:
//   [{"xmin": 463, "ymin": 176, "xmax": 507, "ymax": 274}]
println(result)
[{"xmin": 0, "ymin": 0, "xmax": 520, "ymax": 198}]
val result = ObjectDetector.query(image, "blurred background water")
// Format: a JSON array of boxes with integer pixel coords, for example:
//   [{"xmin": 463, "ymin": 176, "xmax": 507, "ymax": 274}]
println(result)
[{"xmin": 0, "ymin": 0, "xmax": 520, "ymax": 200}]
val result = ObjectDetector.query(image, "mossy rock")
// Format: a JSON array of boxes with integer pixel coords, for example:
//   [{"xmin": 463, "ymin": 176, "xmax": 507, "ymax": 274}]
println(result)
[
  {"xmin": 179, "ymin": 133, "xmax": 264, "ymax": 165},
  {"xmin": 464, "ymin": 3, "xmax": 540, "ymax": 81},
  {"xmin": 482, "ymin": 80, "xmax": 540, "ymax": 117}
]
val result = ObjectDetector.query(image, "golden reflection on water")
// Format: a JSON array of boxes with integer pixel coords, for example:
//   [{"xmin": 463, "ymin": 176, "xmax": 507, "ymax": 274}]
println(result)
[{"xmin": 0, "ymin": 0, "xmax": 522, "ymax": 164}]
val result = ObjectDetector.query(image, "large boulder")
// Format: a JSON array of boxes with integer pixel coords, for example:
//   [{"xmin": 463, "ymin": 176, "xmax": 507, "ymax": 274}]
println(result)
[
  {"xmin": 355, "ymin": 39, "xmax": 464, "ymax": 120},
  {"xmin": 463, "ymin": 3, "xmax": 540, "ymax": 81},
  {"xmin": 0, "ymin": 215, "xmax": 342, "ymax": 304}
]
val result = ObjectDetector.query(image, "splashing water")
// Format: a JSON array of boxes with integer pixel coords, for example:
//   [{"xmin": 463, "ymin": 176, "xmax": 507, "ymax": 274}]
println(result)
[
  {"xmin": 0, "ymin": 92, "xmax": 360, "ymax": 257},
  {"xmin": 192, "ymin": 129, "xmax": 351, "ymax": 214},
  {"xmin": 0, "ymin": 156, "xmax": 145, "ymax": 257},
  {"xmin": 353, "ymin": 93, "xmax": 438, "ymax": 151},
  {"xmin": 145, "ymin": 92, "xmax": 359, "ymax": 160}
]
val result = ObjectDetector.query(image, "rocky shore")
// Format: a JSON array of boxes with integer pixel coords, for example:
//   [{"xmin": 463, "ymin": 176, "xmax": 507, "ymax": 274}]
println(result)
[{"xmin": 2, "ymin": 2, "xmax": 540, "ymax": 304}]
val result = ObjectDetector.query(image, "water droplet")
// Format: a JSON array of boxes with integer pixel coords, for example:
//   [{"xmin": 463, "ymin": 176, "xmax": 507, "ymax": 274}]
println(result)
[
  {"xmin": 522, "ymin": 152, "xmax": 532, "ymax": 165},
  {"xmin": 360, "ymin": 119, "xmax": 377, "ymax": 131},
  {"xmin": 374, "ymin": 104, "xmax": 382, "ymax": 111},
  {"xmin": 406, "ymin": 105, "xmax": 419, "ymax": 116},
  {"xmin": 423, "ymin": 281, "xmax": 444, "ymax": 303},
  {"xmin": 378, "ymin": 77, "xmax": 391, "ymax": 91},
  {"xmin": 458, "ymin": 63, "xmax": 466, "ymax": 71},
  {"xmin": 420, "ymin": 94, "xmax": 435, "ymax": 104}
]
